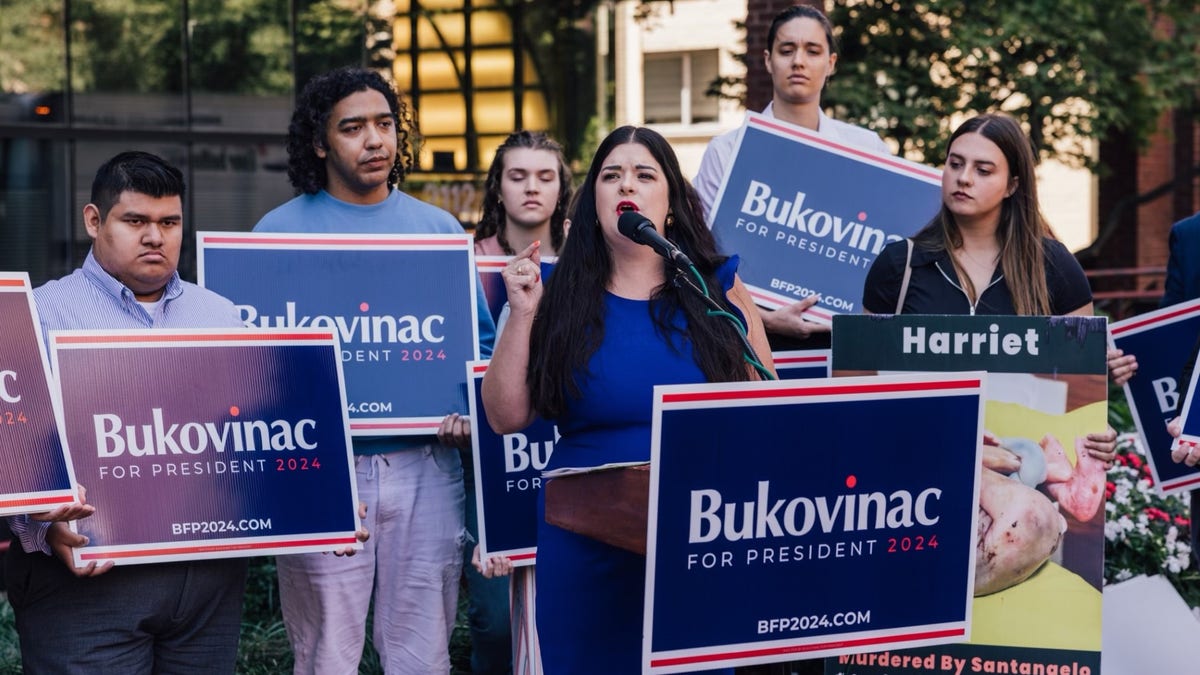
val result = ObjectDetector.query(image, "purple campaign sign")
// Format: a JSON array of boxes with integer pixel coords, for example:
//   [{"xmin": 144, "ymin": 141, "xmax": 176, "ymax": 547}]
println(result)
[
  {"xmin": 467, "ymin": 361, "xmax": 557, "ymax": 565},
  {"xmin": 709, "ymin": 113, "xmax": 941, "ymax": 325},
  {"xmin": 1110, "ymin": 299, "xmax": 1200, "ymax": 493},
  {"xmin": 773, "ymin": 350, "xmax": 831, "ymax": 380},
  {"xmin": 198, "ymin": 232, "xmax": 481, "ymax": 436},
  {"xmin": 0, "ymin": 273, "xmax": 77, "ymax": 515},
  {"xmin": 645, "ymin": 373, "xmax": 985, "ymax": 673},
  {"xmin": 50, "ymin": 329, "xmax": 360, "ymax": 566}
]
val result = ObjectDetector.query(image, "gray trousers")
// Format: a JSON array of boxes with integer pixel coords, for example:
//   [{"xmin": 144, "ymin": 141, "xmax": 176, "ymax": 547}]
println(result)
[{"xmin": 5, "ymin": 543, "xmax": 246, "ymax": 674}]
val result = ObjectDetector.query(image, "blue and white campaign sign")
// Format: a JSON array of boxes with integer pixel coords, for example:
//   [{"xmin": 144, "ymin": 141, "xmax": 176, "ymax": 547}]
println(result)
[
  {"xmin": 773, "ymin": 350, "xmax": 831, "ymax": 380},
  {"xmin": 198, "ymin": 232, "xmax": 481, "ymax": 436},
  {"xmin": 466, "ymin": 361, "xmax": 557, "ymax": 565},
  {"xmin": 644, "ymin": 373, "xmax": 985, "ymax": 673},
  {"xmin": 1111, "ymin": 299, "xmax": 1200, "ymax": 493},
  {"xmin": 709, "ymin": 113, "xmax": 941, "ymax": 324},
  {"xmin": 0, "ymin": 273, "xmax": 77, "ymax": 515},
  {"xmin": 50, "ymin": 329, "xmax": 361, "ymax": 566},
  {"xmin": 476, "ymin": 255, "xmax": 557, "ymax": 326}
]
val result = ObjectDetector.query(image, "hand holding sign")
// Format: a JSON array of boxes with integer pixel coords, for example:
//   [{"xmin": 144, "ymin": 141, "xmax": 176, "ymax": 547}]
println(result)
[
  {"xmin": 1107, "ymin": 347, "xmax": 1138, "ymax": 386},
  {"xmin": 47, "ymin": 521, "xmax": 113, "ymax": 578},
  {"xmin": 30, "ymin": 484, "xmax": 94, "ymax": 523},
  {"xmin": 758, "ymin": 294, "xmax": 830, "ymax": 339},
  {"xmin": 1167, "ymin": 416, "xmax": 1199, "ymax": 466},
  {"xmin": 438, "ymin": 412, "xmax": 472, "ymax": 450}
]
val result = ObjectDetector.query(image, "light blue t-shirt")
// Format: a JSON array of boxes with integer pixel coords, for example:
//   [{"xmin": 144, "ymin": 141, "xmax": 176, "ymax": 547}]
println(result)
[{"xmin": 255, "ymin": 189, "xmax": 497, "ymax": 454}]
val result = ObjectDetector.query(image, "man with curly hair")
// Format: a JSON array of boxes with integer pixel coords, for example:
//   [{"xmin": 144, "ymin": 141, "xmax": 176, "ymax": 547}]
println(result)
[{"xmin": 254, "ymin": 66, "xmax": 495, "ymax": 674}]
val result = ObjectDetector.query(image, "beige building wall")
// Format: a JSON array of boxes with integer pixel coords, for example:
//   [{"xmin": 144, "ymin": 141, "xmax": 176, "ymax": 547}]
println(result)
[
  {"xmin": 1038, "ymin": 160, "xmax": 1097, "ymax": 253},
  {"xmin": 612, "ymin": 0, "xmax": 748, "ymax": 175}
]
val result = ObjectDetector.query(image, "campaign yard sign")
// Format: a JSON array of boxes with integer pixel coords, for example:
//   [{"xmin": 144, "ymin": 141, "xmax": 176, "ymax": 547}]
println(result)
[
  {"xmin": 50, "ymin": 329, "xmax": 361, "ymax": 566},
  {"xmin": 830, "ymin": 314, "xmax": 1108, "ymax": 675},
  {"xmin": 1110, "ymin": 299, "xmax": 1200, "ymax": 492},
  {"xmin": 198, "ymin": 232, "xmax": 481, "ymax": 436},
  {"xmin": 466, "ymin": 361, "xmax": 557, "ymax": 565},
  {"xmin": 708, "ymin": 113, "xmax": 942, "ymax": 325},
  {"xmin": 476, "ymin": 255, "xmax": 557, "ymax": 326},
  {"xmin": 0, "ymin": 273, "xmax": 77, "ymax": 515},
  {"xmin": 644, "ymin": 374, "xmax": 985, "ymax": 673},
  {"xmin": 772, "ymin": 349, "xmax": 831, "ymax": 380}
]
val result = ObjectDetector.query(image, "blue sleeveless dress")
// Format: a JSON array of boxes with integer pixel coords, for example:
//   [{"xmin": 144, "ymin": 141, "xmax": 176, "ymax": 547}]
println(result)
[{"xmin": 535, "ymin": 262, "xmax": 738, "ymax": 674}]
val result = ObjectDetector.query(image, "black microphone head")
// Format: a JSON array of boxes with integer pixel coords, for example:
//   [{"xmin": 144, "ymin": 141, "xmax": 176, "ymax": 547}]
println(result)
[{"xmin": 617, "ymin": 210, "xmax": 653, "ymax": 243}]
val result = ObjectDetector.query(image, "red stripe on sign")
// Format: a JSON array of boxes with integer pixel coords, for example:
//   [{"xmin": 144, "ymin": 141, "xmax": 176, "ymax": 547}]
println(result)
[
  {"xmin": 1165, "ymin": 474, "xmax": 1200, "ymax": 491},
  {"xmin": 350, "ymin": 422, "xmax": 441, "ymax": 430},
  {"xmin": 1111, "ymin": 305, "xmax": 1200, "ymax": 335},
  {"xmin": 472, "ymin": 364, "xmax": 489, "ymax": 374},
  {"xmin": 650, "ymin": 627, "xmax": 966, "ymax": 667},
  {"xmin": 0, "ymin": 279, "xmax": 28, "ymax": 287},
  {"xmin": 750, "ymin": 117, "xmax": 941, "ymax": 182},
  {"xmin": 661, "ymin": 378, "xmax": 982, "ymax": 404},
  {"xmin": 79, "ymin": 537, "xmax": 359, "ymax": 560},
  {"xmin": 775, "ymin": 356, "xmax": 827, "ymax": 365},
  {"xmin": 201, "ymin": 236, "xmax": 466, "ymax": 246},
  {"xmin": 54, "ymin": 332, "xmax": 332, "ymax": 345},
  {"xmin": 507, "ymin": 552, "xmax": 537, "ymax": 561},
  {"xmin": 0, "ymin": 495, "xmax": 75, "ymax": 508}
]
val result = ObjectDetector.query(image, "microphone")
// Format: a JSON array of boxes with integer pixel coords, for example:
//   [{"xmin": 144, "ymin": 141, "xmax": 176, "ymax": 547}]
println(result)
[{"xmin": 617, "ymin": 211, "xmax": 695, "ymax": 268}]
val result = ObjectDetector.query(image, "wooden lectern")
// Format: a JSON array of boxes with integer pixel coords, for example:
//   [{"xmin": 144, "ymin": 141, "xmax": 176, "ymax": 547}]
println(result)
[{"xmin": 543, "ymin": 464, "xmax": 650, "ymax": 555}]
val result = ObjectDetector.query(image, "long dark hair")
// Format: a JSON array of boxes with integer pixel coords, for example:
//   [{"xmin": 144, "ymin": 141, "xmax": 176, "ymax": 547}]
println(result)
[
  {"xmin": 527, "ymin": 126, "xmax": 753, "ymax": 420},
  {"xmin": 475, "ymin": 131, "xmax": 573, "ymax": 254},
  {"xmin": 286, "ymin": 67, "xmax": 416, "ymax": 195},
  {"xmin": 912, "ymin": 113, "xmax": 1052, "ymax": 315}
]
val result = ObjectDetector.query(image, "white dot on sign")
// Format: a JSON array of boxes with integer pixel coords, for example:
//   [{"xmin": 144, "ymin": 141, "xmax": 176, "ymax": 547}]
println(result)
[
  {"xmin": 229, "ymin": 406, "xmax": 240, "ymax": 417},
  {"xmin": 360, "ymin": 302, "xmax": 370, "ymax": 312},
  {"xmin": 857, "ymin": 211, "xmax": 867, "ymax": 221}
]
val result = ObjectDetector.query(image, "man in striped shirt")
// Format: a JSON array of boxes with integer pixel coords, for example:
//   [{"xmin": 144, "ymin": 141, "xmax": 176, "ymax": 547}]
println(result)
[{"xmin": 4, "ymin": 151, "xmax": 248, "ymax": 673}]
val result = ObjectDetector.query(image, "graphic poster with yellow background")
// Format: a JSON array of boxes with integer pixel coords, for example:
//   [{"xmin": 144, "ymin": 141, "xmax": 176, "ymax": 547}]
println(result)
[{"xmin": 827, "ymin": 314, "xmax": 1107, "ymax": 675}]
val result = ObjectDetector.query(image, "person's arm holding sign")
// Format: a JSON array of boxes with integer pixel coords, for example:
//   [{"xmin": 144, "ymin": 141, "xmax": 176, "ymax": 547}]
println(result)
[
  {"xmin": 481, "ymin": 241, "xmax": 542, "ymax": 434},
  {"xmin": 757, "ymin": 294, "xmax": 830, "ymax": 340},
  {"xmin": 1166, "ymin": 334, "xmax": 1200, "ymax": 466},
  {"xmin": 10, "ymin": 485, "xmax": 110, "ymax": 577}
]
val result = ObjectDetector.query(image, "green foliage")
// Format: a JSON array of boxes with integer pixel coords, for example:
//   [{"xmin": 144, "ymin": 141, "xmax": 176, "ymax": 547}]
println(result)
[
  {"xmin": 1, "ymin": 0, "xmax": 322, "ymax": 98},
  {"xmin": 0, "ymin": 600, "xmax": 19, "ymax": 674},
  {"xmin": 0, "ymin": 0, "xmax": 66, "ymax": 93},
  {"xmin": 825, "ymin": 0, "xmax": 1200, "ymax": 169}
]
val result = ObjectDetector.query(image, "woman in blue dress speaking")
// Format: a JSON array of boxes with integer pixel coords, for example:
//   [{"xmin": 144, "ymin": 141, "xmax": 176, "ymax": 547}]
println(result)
[{"xmin": 482, "ymin": 126, "xmax": 775, "ymax": 673}]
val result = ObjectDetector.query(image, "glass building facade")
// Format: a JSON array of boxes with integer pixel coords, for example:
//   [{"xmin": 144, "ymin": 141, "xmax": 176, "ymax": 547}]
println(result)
[{"xmin": 0, "ymin": 0, "xmax": 554, "ymax": 284}]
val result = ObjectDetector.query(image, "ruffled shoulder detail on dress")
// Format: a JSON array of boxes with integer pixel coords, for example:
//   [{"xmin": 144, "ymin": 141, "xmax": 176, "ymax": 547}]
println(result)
[
  {"xmin": 715, "ymin": 254, "xmax": 739, "ymax": 292},
  {"xmin": 714, "ymin": 255, "xmax": 745, "ymax": 325}
]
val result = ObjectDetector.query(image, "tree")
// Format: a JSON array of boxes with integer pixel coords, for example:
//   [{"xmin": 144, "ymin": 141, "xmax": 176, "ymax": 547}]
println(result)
[{"xmin": 825, "ymin": 0, "xmax": 1200, "ymax": 169}]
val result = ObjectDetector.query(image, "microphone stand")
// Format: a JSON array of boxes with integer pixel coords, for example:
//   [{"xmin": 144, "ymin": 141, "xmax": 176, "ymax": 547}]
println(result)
[{"xmin": 670, "ymin": 263, "xmax": 775, "ymax": 380}]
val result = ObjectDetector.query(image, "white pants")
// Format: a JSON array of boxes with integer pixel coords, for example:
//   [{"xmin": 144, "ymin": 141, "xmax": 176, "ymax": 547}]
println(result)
[{"xmin": 276, "ymin": 446, "xmax": 467, "ymax": 675}]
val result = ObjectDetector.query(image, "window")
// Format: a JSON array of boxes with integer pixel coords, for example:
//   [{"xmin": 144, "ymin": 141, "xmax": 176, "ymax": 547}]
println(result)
[{"xmin": 643, "ymin": 50, "xmax": 719, "ymax": 125}]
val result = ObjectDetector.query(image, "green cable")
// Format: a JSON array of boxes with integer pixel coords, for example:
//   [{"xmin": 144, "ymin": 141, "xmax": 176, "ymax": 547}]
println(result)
[{"xmin": 684, "ymin": 264, "xmax": 775, "ymax": 380}]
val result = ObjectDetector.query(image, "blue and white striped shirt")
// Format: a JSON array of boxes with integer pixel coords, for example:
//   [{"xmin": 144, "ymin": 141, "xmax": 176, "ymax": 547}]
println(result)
[{"xmin": 9, "ymin": 250, "xmax": 241, "ymax": 555}]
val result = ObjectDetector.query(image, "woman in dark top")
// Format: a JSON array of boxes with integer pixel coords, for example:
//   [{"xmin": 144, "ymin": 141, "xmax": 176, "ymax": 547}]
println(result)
[
  {"xmin": 861, "ymin": 112, "xmax": 1117, "ymax": 464},
  {"xmin": 862, "ymin": 113, "xmax": 1092, "ymax": 317}
]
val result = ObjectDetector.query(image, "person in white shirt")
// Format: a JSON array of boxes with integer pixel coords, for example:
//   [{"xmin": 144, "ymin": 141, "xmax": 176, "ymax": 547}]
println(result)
[{"xmin": 693, "ymin": 4, "xmax": 889, "ymax": 344}]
